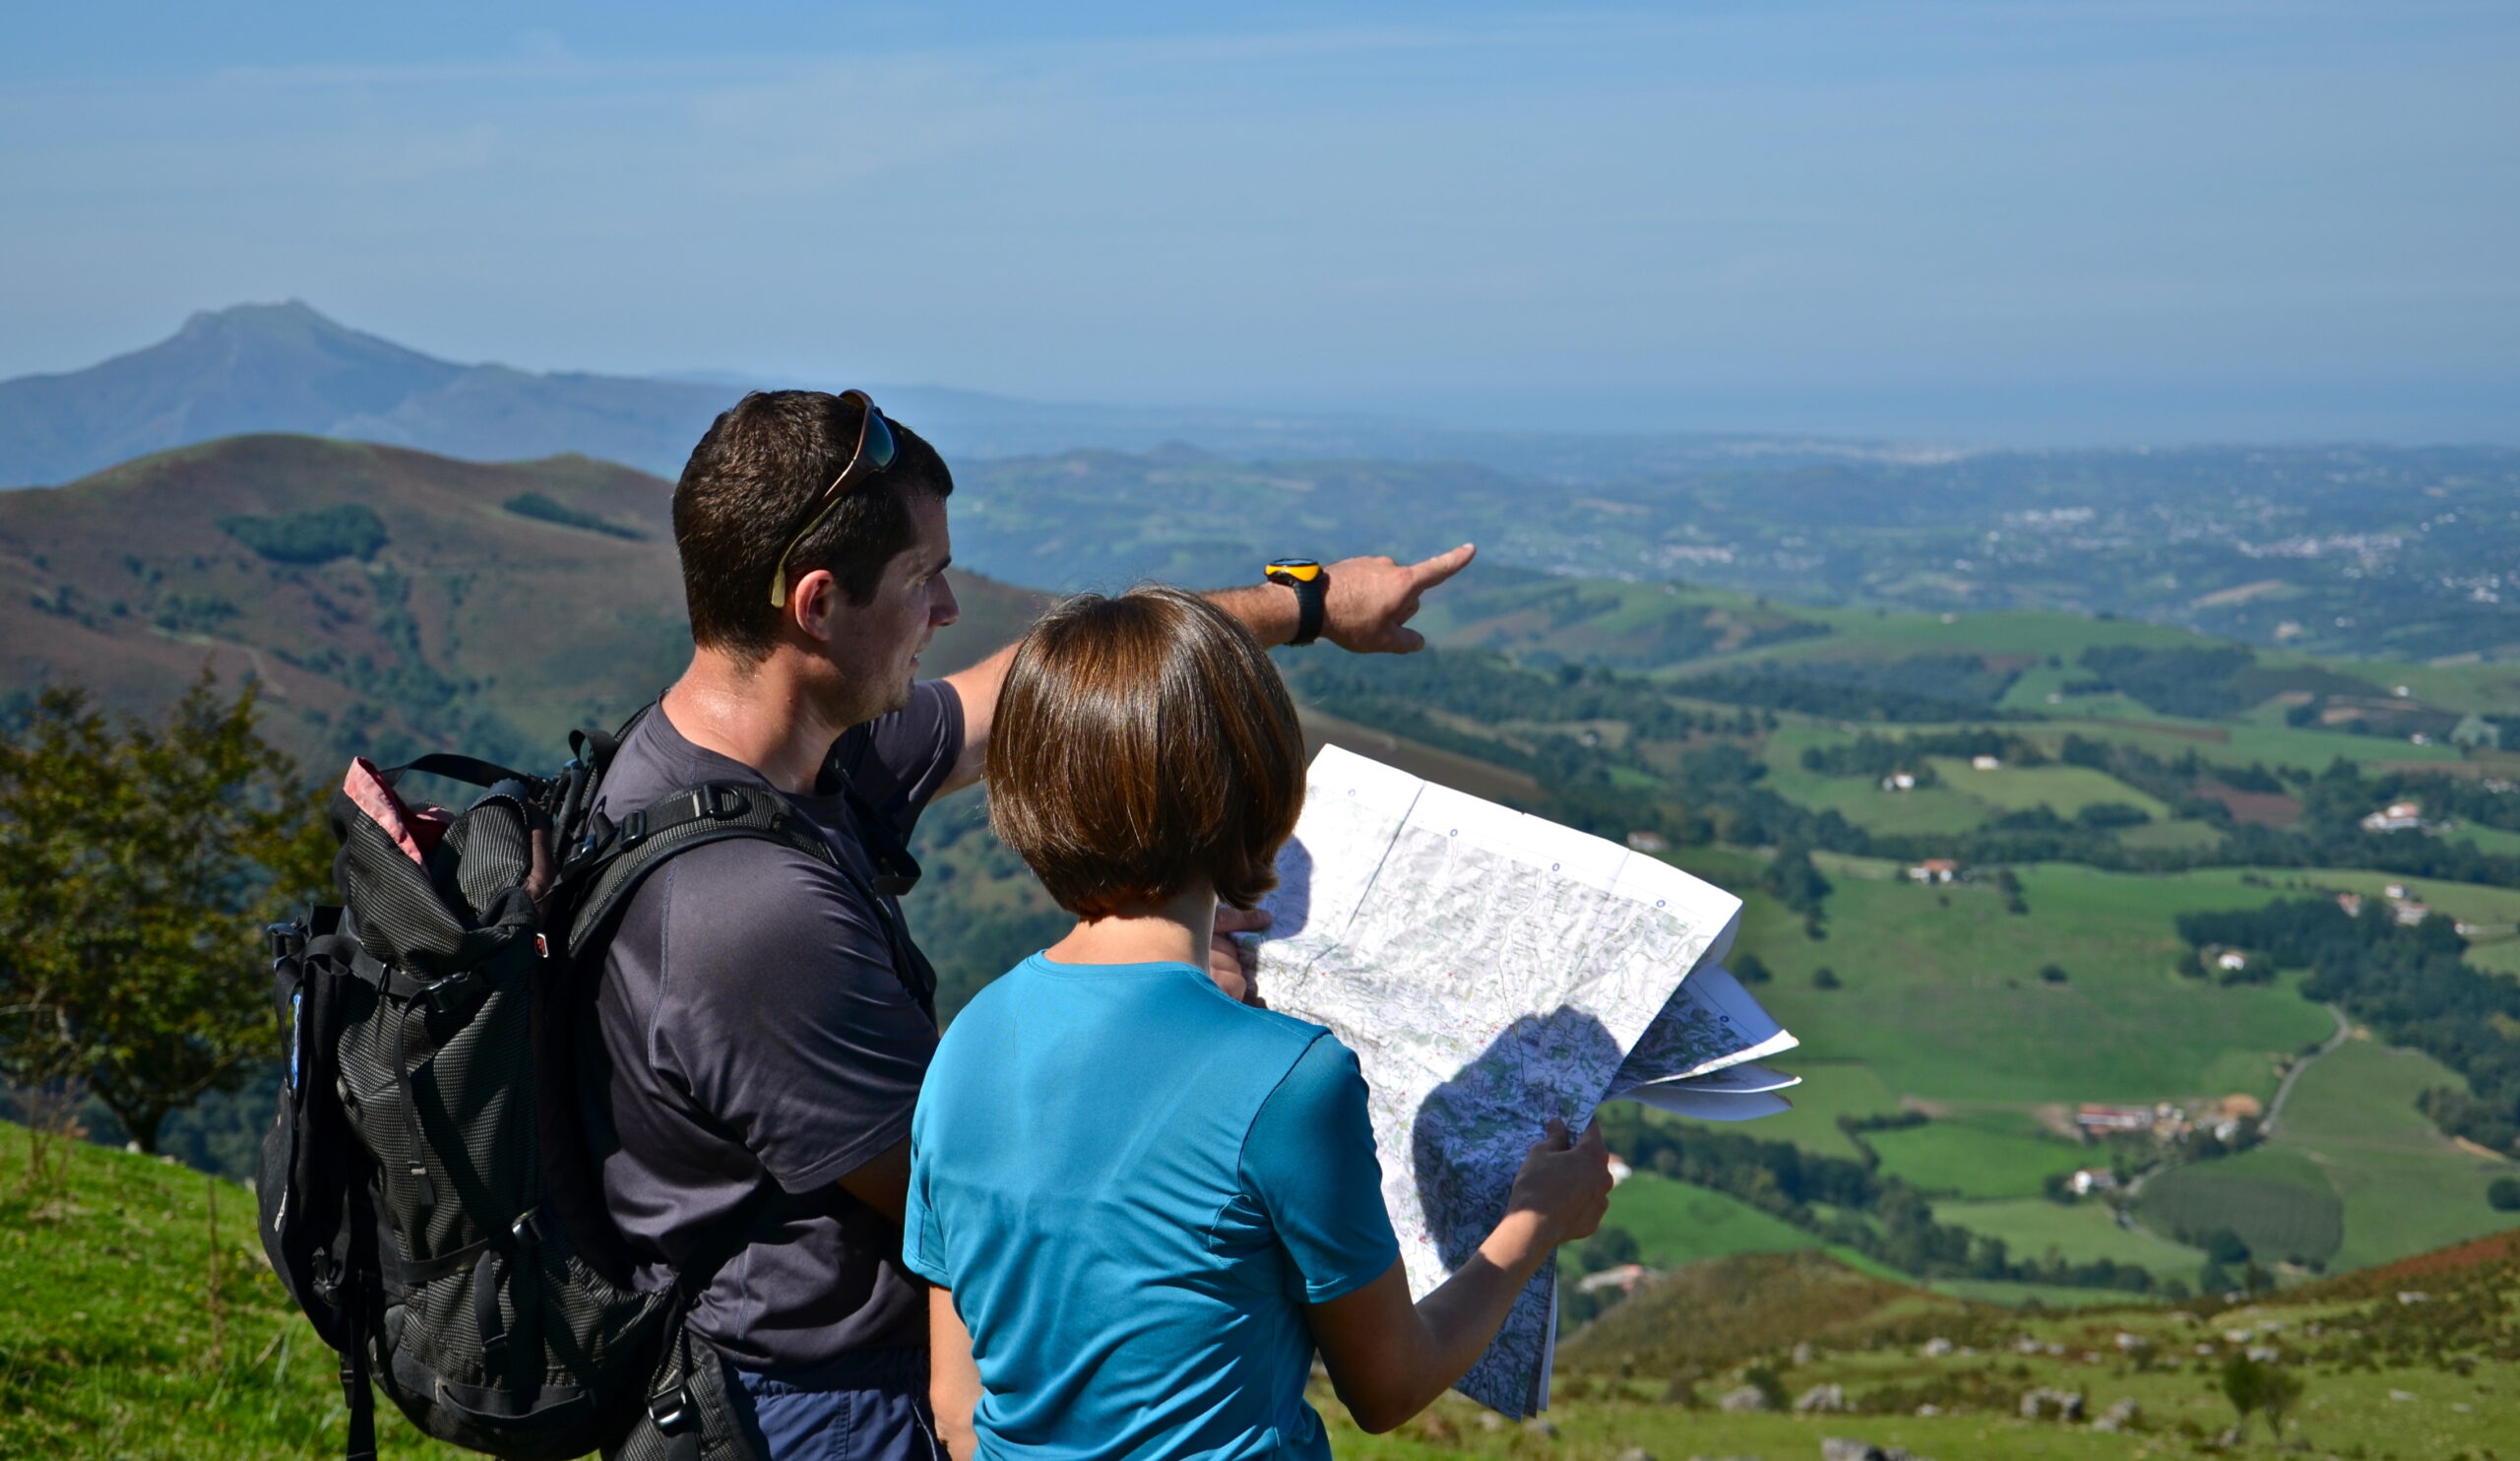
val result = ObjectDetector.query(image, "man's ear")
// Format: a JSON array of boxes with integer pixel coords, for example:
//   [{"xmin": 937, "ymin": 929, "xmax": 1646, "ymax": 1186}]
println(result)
[{"xmin": 788, "ymin": 568, "xmax": 840, "ymax": 645}]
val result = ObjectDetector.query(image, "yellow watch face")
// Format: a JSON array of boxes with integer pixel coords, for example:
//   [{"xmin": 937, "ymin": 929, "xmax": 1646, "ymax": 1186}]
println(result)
[{"xmin": 1266, "ymin": 560, "xmax": 1323, "ymax": 584}]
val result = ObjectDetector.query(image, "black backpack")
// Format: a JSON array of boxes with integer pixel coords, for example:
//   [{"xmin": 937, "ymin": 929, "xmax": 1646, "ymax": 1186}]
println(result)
[{"xmin": 258, "ymin": 727, "xmax": 930, "ymax": 1461}]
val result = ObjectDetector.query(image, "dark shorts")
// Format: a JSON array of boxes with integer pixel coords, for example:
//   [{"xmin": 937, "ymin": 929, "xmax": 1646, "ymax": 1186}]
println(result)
[{"xmin": 720, "ymin": 1348, "xmax": 939, "ymax": 1461}]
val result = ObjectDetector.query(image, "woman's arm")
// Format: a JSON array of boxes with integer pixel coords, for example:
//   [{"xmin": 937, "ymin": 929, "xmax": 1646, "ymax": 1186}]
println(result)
[
  {"xmin": 928, "ymin": 1286, "xmax": 983, "ymax": 1459},
  {"xmin": 1302, "ymin": 1119, "xmax": 1611, "ymax": 1433}
]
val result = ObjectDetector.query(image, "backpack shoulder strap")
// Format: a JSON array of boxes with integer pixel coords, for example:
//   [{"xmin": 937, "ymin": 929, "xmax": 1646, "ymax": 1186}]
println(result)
[{"xmin": 562, "ymin": 782, "xmax": 839, "ymax": 961}]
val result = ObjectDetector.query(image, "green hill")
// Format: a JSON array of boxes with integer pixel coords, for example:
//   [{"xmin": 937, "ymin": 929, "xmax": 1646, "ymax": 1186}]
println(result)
[
  {"xmin": 1315, "ymin": 1235, "xmax": 2520, "ymax": 1458},
  {"xmin": 0, "ymin": 431, "xmax": 1046, "ymax": 771}
]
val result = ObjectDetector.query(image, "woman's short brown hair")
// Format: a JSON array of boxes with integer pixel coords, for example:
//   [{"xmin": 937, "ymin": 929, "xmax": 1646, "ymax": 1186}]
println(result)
[{"xmin": 987, "ymin": 587, "xmax": 1306, "ymax": 919}]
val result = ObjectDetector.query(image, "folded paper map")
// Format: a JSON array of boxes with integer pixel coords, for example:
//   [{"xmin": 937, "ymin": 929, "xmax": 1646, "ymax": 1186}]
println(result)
[{"xmin": 1253, "ymin": 745, "xmax": 1798, "ymax": 1417}]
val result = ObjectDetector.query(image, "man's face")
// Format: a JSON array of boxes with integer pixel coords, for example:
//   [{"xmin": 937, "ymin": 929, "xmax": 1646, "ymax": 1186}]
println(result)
[{"xmin": 813, "ymin": 493, "xmax": 960, "ymax": 725}]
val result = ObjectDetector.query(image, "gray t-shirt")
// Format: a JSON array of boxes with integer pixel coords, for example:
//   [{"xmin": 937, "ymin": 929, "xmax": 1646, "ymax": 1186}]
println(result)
[{"xmin": 579, "ymin": 683, "xmax": 961, "ymax": 1370}]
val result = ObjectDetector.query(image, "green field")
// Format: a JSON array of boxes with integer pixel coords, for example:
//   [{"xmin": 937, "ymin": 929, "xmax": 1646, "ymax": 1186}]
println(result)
[
  {"xmin": 1924, "ymin": 757, "xmax": 2171, "ymax": 819},
  {"xmin": 2134, "ymin": 1146, "xmax": 2346, "ymax": 1266},
  {"xmin": 2251, "ymin": 1037, "xmax": 2517, "ymax": 1270},
  {"xmin": 1602, "ymin": 1174, "xmax": 1825, "ymax": 1268},
  {"xmin": 1930, "ymin": 1196, "xmax": 2206, "ymax": 1279},
  {"xmin": 1761, "ymin": 765, "xmax": 1993, "ymax": 835},
  {"xmin": 1710, "ymin": 1059, "xmax": 1905, "ymax": 1161},
  {"xmin": 2114, "ymin": 817, "xmax": 2226, "ymax": 851},
  {"xmin": 1865, "ymin": 1121, "xmax": 2091, "ymax": 1199},
  {"xmin": 1729, "ymin": 862, "xmax": 2332, "ymax": 1106}
]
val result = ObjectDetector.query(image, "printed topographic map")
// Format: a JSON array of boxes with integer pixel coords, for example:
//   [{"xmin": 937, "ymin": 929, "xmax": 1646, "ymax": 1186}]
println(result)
[{"xmin": 1254, "ymin": 745, "xmax": 1798, "ymax": 1416}]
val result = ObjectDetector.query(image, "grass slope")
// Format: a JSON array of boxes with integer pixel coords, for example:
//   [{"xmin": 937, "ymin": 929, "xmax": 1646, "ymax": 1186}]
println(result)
[
  {"xmin": 1326, "ymin": 1237, "xmax": 2520, "ymax": 1458},
  {"xmin": 0, "ymin": 1123, "xmax": 464, "ymax": 1461},
  {"xmin": 1722, "ymin": 862, "xmax": 2333, "ymax": 1107},
  {"xmin": 1865, "ymin": 1121, "xmax": 2090, "ymax": 1199}
]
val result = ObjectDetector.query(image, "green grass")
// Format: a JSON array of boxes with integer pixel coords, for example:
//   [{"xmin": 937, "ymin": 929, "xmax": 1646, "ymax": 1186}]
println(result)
[
  {"xmin": 1762, "ymin": 766, "xmax": 1993, "ymax": 835},
  {"xmin": 1865, "ymin": 1122, "xmax": 2091, "ymax": 1199},
  {"xmin": 1732, "ymin": 862, "xmax": 2334, "ymax": 1107},
  {"xmin": 1688, "ymin": 1059, "xmax": 1905, "ymax": 1161},
  {"xmin": 0, "ymin": 1124, "xmax": 466, "ymax": 1461},
  {"xmin": 1925, "ymin": 758, "xmax": 2172, "ymax": 820},
  {"xmin": 2133, "ymin": 1147, "xmax": 2345, "ymax": 1265},
  {"xmin": 2254, "ymin": 1036, "xmax": 2519, "ymax": 1270},
  {"xmin": 2125, "ymin": 1028, "xmax": 2520, "ymax": 1274},
  {"xmin": 2468, "ymin": 936, "xmax": 2520, "ymax": 979},
  {"xmin": 2114, "ymin": 817, "xmax": 2226, "ymax": 851},
  {"xmin": 1330, "ymin": 1250, "xmax": 2520, "ymax": 1457},
  {"xmin": 2446, "ymin": 819, "xmax": 2520, "ymax": 857},
  {"xmin": 1923, "ymin": 1277, "xmax": 2164, "ymax": 1309},
  {"xmin": 1931, "ymin": 1196, "xmax": 2206, "ymax": 1279},
  {"xmin": 1602, "ymin": 1174, "xmax": 1830, "ymax": 1268}
]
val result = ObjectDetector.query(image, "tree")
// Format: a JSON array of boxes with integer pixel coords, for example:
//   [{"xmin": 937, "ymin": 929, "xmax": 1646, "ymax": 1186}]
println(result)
[
  {"xmin": 2039, "ymin": 963, "xmax": 2068, "ymax": 984},
  {"xmin": 2201, "ymin": 1227, "xmax": 2252, "ymax": 1265},
  {"xmin": 1761, "ymin": 844, "xmax": 1833, "ymax": 940},
  {"xmin": 1579, "ymin": 1226, "xmax": 1640, "ymax": 1273},
  {"xmin": 2258, "ymin": 1364, "xmax": 2303, "ymax": 1441},
  {"xmin": 2489, "ymin": 1176, "xmax": 2520, "ymax": 1211},
  {"xmin": 2219, "ymin": 1353, "xmax": 2267, "ymax": 1441},
  {"xmin": 0, "ymin": 672, "xmax": 329, "ymax": 1153},
  {"xmin": 1811, "ymin": 967, "xmax": 1842, "ymax": 990}
]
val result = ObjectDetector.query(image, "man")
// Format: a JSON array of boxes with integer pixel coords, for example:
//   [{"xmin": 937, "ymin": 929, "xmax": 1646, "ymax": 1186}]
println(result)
[{"xmin": 582, "ymin": 389, "xmax": 1473, "ymax": 1459}]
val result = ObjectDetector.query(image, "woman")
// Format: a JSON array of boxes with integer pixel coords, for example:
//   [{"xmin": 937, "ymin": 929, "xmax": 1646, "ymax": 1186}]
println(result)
[{"xmin": 904, "ymin": 586, "xmax": 1610, "ymax": 1459}]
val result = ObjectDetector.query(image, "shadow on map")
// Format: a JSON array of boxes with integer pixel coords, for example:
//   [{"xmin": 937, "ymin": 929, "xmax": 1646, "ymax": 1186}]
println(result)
[
  {"xmin": 1268, "ymin": 835, "xmax": 1314, "ymax": 937},
  {"xmin": 1411, "ymin": 1005, "xmax": 1621, "ymax": 1272}
]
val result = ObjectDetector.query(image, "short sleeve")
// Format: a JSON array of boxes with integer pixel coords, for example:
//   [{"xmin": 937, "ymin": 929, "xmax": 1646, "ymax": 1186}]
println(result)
[
  {"xmin": 902, "ymin": 1133, "xmax": 950, "ymax": 1287},
  {"xmin": 648, "ymin": 847, "xmax": 939, "ymax": 1192},
  {"xmin": 1239, "ymin": 1036, "xmax": 1402, "ymax": 1303},
  {"xmin": 822, "ymin": 680, "xmax": 966, "ymax": 836}
]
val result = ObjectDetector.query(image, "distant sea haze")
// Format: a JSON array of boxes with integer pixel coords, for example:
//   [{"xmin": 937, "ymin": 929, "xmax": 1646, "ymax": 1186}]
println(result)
[{"xmin": 0, "ymin": 299, "xmax": 2402, "ymax": 491}]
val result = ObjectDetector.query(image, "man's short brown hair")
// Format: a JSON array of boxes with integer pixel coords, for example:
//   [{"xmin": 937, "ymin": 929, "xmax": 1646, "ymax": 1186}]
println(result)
[
  {"xmin": 672, "ymin": 391, "xmax": 954, "ymax": 658},
  {"xmin": 988, "ymin": 587, "xmax": 1306, "ymax": 919}
]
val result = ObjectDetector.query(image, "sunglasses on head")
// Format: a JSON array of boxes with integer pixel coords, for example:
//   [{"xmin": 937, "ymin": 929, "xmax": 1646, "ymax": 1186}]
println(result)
[{"xmin": 768, "ymin": 389, "xmax": 900, "ymax": 608}]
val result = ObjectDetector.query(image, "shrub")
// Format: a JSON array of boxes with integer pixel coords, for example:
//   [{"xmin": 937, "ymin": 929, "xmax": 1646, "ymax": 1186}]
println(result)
[
  {"xmin": 503, "ymin": 491, "xmax": 646, "ymax": 540},
  {"xmin": 2489, "ymin": 1176, "xmax": 2520, "ymax": 1212},
  {"xmin": 216, "ymin": 503, "xmax": 387, "ymax": 564}
]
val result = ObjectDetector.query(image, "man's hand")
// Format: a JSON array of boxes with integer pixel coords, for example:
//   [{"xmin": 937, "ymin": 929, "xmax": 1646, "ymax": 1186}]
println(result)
[
  {"xmin": 1208, "ymin": 905, "xmax": 1272, "ymax": 1005},
  {"xmin": 1321, "ymin": 544, "xmax": 1477, "ymax": 654}
]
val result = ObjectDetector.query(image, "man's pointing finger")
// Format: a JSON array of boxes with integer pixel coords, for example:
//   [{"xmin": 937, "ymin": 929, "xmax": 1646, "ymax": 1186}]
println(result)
[{"xmin": 1409, "ymin": 542, "xmax": 1477, "ymax": 590}]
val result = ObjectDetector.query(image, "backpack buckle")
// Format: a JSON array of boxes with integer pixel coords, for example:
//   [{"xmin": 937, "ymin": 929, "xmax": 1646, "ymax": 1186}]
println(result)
[
  {"xmin": 695, "ymin": 785, "xmax": 748, "ymax": 820},
  {"xmin": 648, "ymin": 1384, "xmax": 696, "ymax": 1433},
  {"xmin": 510, "ymin": 1208, "xmax": 546, "ymax": 1246},
  {"xmin": 618, "ymin": 809, "xmax": 650, "ymax": 849},
  {"xmin": 266, "ymin": 920, "xmax": 305, "ymax": 965}
]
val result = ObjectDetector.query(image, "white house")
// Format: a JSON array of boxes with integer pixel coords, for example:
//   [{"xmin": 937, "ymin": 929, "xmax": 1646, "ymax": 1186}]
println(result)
[
  {"xmin": 1881, "ymin": 772, "xmax": 1918, "ymax": 792},
  {"xmin": 1971, "ymin": 754, "xmax": 2002, "ymax": 771}
]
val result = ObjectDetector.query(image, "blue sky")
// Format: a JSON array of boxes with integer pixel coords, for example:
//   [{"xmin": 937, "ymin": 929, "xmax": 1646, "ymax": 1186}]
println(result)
[{"xmin": 2, "ymin": 2, "xmax": 2513, "ymax": 444}]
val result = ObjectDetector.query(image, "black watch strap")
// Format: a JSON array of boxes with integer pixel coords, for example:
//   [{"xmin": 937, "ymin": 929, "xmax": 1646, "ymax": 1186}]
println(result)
[{"xmin": 1264, "ymin": 559, "xmax": 1328, "ymax": 647}]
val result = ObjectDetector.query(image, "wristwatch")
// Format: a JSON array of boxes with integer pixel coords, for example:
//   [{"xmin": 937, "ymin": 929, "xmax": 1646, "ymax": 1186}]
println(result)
[{"xmin": 1264, "ymin": 558, "xmax": 1328, "ymax": 647}]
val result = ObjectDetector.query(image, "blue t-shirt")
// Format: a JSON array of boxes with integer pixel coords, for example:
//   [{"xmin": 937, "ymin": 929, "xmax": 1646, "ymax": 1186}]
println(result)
[{"xmin": 904, "ymin": 954, "xmax": 1402, "ymax": 1460}]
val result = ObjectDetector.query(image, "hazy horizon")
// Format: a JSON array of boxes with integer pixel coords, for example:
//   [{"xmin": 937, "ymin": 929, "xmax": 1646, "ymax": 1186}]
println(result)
[{"xmin": 4, "ymin": 2, "xmax": 2515, "ymax": 447}]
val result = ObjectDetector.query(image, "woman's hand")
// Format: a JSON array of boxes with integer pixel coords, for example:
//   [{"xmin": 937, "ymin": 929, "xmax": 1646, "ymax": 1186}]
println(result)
[
  {"xmin": 1500, "ymin": 1117, "xmax": 1613, "ymax": 1252},
  {"xmin": 1208, "ymin": 905, "xmax": 1272, "ymax": 1005},
  {"xmin": 1305, "ymin": 1115, "xmax": 1614, "ymax": 1433}
]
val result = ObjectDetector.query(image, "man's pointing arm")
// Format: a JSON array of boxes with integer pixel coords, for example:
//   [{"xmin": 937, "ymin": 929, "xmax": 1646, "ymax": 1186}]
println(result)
[{"xmin": 935, "ymin": 543, "xmax": 1477, "ymax": 795}]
